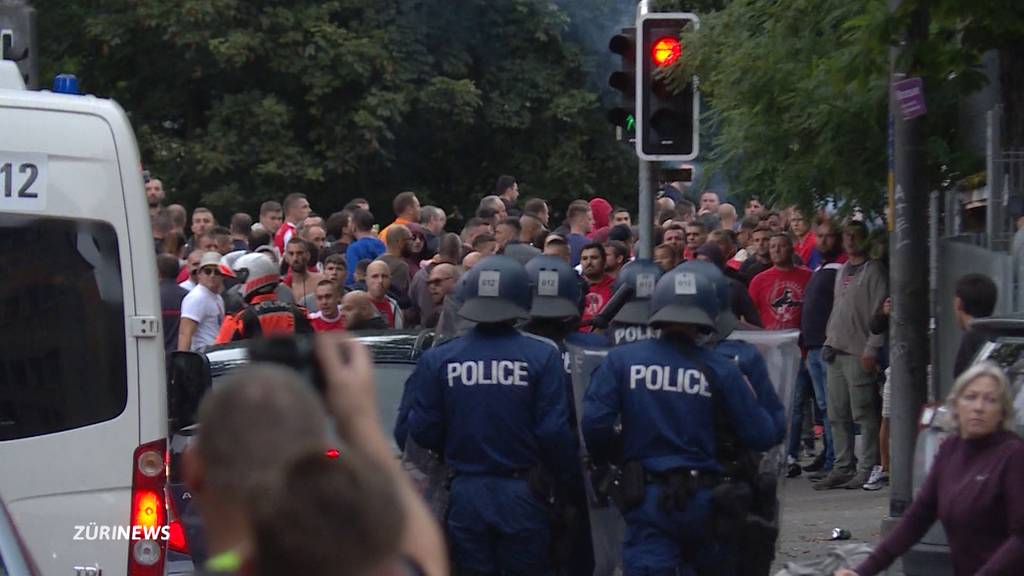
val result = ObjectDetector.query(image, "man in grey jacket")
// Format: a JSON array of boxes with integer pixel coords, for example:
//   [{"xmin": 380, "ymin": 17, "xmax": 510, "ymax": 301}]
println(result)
[{"xmin": 816, "ymin": 221, "xmax": 888, "ymax": 490}]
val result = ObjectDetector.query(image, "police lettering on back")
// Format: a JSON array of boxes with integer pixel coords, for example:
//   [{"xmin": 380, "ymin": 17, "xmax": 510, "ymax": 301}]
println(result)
[
  {"xmin": 629, "ymin": 364, "xmax": 711, "ymax": 396},
  {"xmin": 446, "ymin": 360, "xmax": 529, "ymax": 387}
]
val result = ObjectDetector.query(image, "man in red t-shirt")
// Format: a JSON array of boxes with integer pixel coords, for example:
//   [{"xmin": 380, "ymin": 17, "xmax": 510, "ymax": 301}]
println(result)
[
  {"xmin": 748, "ymin": 233, "xmax": 813, "ymax": 330},
  {"xmin": 580, "ymin": 243, "xmax": 615, "ymax": 330},
  {"xmin": 308, "ymin": 280, "xmax": 346, "ymax": 332},
  {"xmin": 366, "ymin": 260, "xmax": 403, "ymax": 328},
  {"xmin": 683, "ymin": 221, "xmax": 708, "ymax": 261},
  {"xmin": 790, "ymin": 208, "xmax": 818, "ymax": 267},
  {"xmin": 273, "ymin": 193, "xmax": 311, "ymax": 256}
]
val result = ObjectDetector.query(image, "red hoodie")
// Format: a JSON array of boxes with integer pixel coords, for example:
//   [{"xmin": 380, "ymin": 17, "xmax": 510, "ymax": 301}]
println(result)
[{"xmin": 588, "ymin": 198, "xmax": 612, "ymax": 239}]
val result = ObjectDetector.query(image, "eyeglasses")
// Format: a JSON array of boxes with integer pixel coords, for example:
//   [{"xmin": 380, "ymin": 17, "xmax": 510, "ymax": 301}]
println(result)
[{"xmin": 200, "ymin": 268, "xmax": 222, "ymax": 277}]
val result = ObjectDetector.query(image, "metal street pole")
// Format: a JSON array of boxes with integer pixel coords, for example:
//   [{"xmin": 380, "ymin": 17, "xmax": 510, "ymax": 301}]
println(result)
[
  {"xmin": 887, "ymin": 0, "xmax": 929, "ymax": 518},
  {"xmin": 638, "ymin": 160, "xmax": 654, "ymax": 259},
  {"xmin": 635, "ymin": 0, "xmax": 653, "ymax": 260}
]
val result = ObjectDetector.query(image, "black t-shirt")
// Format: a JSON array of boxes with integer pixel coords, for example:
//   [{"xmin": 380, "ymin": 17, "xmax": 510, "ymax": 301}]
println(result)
[
  {"xmin": 159, "ymin": 280, "xmax": 189, "ymax": 353},
  {"xmin": 739, "ymin": 257, "xmax": 771, "ymax": 284},
  {"xmin": 954, "ymin": 328, "xmax": 990, "ymax": 380}
]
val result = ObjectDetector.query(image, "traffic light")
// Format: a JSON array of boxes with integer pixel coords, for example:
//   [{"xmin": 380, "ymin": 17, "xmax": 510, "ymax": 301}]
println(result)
[
  {"xmin": 607, "ymin": 27, "xmax": 636, "ymax": 142},
  {"xmin": 637, "ymin": 12, "xmax": 699, "ymax": 161},
  {"xmin": 0, "ymin": 1, "xmax": 38, "ymax": 89}
]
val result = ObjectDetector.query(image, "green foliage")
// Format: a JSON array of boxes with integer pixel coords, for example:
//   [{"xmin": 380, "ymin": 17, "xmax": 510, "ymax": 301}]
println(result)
[
  {"xmin": 36, "ymin": 0, "xmax": 637, "ymax": 221},
  {"xmin": 674, "ymin": 0, "xmax": 1016, "ymax": 214}
]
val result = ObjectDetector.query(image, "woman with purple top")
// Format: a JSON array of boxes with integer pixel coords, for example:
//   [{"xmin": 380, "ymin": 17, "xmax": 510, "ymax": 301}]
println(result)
[{"xmin": 836, "ymin": 362, "xmax": 1024, "ymax": 576}]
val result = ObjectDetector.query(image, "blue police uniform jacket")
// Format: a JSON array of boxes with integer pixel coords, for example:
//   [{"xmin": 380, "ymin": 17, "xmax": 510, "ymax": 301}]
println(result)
[
  {"xmin": 582, "ymin": 337, "xmax": 780, "ymax": 474},
  {"xmin": 406, "ymin": 325, "xmax": 579, "ymax": 482},
  {"xmin": 713, "ymin": 338, "xmax": 787, "ymax": 444}
]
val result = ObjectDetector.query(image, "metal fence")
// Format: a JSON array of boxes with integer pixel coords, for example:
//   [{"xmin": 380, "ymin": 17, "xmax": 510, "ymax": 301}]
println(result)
[
  {"xmin": 931, "ymin": 104, "xmax": 1024, "ymax": 396},
  {"xmin": 934, "ymin": 239, "xmax": 1016, "ymax": 397}
]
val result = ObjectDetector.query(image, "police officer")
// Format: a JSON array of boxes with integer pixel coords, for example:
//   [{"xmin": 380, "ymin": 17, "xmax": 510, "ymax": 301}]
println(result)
[
  {"xmin": 694, "ymin": 260, "xmax": 786, "ymax": 441},
  {"xmin": 525, "ymin": 254, "xmax": 608, "ymax": 375},
  {"xmin": 581, "ymin": 266, "xmax": 782, "ymax": 576},
  {"xmin": 215, "ymin": 253, "xmax": 313, "ymax": 342},
  {"xmin": 523, "ymin": 255, "xmax": 605, "ymax": 576},
  {"xmin": 406, "ymin": 255, "xmax": 579, "ymax": 576},
  {"xmin": 678, "ymin": 260, "xmax": 787, "ymax": 576},
  {"xmin": 607, "ymin": 259, "xmax": 664, "ymax": 346}
]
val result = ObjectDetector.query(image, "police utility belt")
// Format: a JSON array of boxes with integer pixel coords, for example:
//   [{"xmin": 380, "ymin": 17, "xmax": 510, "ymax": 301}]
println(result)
[{"xmin": 599, "ymin": 461, "xmax": 719, "ymax": 513}]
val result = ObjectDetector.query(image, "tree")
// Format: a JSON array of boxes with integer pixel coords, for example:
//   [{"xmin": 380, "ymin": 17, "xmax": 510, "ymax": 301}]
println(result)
[
  {"xmin": 671, "ymin": 0, "xmax": 1022, "ymax": 213},
  {"xmin": 36, "ymin": 0, "xmax": 638, "ymax": 223}
]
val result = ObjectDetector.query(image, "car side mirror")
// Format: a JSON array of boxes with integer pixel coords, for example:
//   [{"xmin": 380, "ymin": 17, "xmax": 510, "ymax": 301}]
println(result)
[{"xmin": 167, "ymin": 351, "xmax": 212, "ymax": 433}]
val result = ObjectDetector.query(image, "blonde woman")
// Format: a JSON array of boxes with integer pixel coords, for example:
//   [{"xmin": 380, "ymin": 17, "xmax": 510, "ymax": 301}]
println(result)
[{"xmin": 835, "ymin": 362, "xmax": 1024, "ymax": 576}]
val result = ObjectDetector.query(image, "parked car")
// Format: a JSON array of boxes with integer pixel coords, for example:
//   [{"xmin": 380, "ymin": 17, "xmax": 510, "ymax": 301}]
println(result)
[
  {"xmin": 902, "ymin": 316, "xmax": 1024, "ymax": 575},
  {"xmin": 164, "ymin": 330, "xmax": 434, "ymax": 575}
]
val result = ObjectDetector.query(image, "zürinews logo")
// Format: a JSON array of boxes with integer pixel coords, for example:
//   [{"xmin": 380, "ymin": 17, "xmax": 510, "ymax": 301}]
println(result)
[{"xmin": 73, "ymin": 523, "xmax": 171, "ymax": 541}]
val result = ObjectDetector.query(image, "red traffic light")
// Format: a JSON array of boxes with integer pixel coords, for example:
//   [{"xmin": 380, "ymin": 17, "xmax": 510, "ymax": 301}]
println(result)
[{"xmin": 651, "ymin": 37, "xmax": 681, "ymax": 67}]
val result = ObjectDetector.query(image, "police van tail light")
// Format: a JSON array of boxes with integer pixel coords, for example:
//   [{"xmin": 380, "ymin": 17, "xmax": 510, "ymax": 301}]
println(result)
[
  {"xmin": 166, "ymin": 492, "xmax": 189, "ymax": 554},
  {"xmin": 128, "ymin": 439, "xmax": 168, "ymax": 576}
]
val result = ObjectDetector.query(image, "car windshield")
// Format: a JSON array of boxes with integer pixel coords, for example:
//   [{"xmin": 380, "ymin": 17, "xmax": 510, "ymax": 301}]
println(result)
[{"xmin": 977, "ymin": 338, "xmax": 1024, "ymax": 433}]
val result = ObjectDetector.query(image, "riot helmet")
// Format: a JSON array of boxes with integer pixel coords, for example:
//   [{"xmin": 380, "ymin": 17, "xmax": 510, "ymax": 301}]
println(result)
[
  {"xmin": 648, "ymin": 264, "xmax": 719, "ymax": 331},
  {"xmin": 524, "ymin": 255, "xmax": 581, "ymax": 319},
  {"xmin": 233, "ymin": 253, "xmax": 281, "ymax": 300},
  {"xmin": 676, "ymin": 260, "xmax": 736, "ymax": 338},
  {"xmin": 458, "ymin": 255, "xmax": 532, "ymax": 323},
  {"xmin": 611, "ymin": 259, "xmax": 663, "ymax": 325}
]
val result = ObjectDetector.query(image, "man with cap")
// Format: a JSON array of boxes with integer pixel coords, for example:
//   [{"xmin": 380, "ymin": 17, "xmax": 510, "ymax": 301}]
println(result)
[
  {"xmin": 178, "ymin": 252, "xmax": 226, "ymax": 352},
  {"xmin": 606, "ymin": 260, "xmax": 663, "ymax": 346},
  {"xmin": 581, "ymin": 265, "xmax": 782, "ymax": 576},
  {"xmin": 215, "ymin": 253, "xmax": 313, "ymax": 342},
  {"xmin": 681, "ymin": 260, "xmax": 786, "ymax": 576},
  {"xmin": 404, "ymin": 255, "xmax": 580, "ymax": 576}
]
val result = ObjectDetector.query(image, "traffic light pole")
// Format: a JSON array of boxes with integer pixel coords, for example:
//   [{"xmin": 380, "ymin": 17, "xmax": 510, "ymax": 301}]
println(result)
[
  {"xmin": 887, "ymin": 0, "xmax": 929, "ymax": 519},
  {"xmin": 638, "ymin": 160, "xmax": 654, "ymax": 259}
]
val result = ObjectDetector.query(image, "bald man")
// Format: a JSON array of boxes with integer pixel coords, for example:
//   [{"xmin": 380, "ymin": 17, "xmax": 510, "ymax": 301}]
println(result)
[
  {"xmin": 462, "ymin": 251, "xmax": 483, "ymax": 270},
  {"xmin": 366, "ymin": 261, "xmax": 403, "ymax": 328},
  {"xmin": 427, "ymin": 263, "xmax": 460, "ymax": 307},
  {"xmin": 718, "ymin": 203, "xmax": 738, "ymax": 231},
  {"xmin": 425, "ymin": 263, "xmax": 461, "ymax": 329},
  {"xmin": 340, "ymin": 291, "xmax": 388, "ymax": 330}
]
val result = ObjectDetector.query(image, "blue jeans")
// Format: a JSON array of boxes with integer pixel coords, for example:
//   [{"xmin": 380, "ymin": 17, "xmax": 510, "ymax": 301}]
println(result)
[
  {"xmin": 786, "ymin": 365, "xmax": 813, "ymax": 460},
  {"xmin": 806, "ymin": 348, "xmax": 834, "ymax": 469}
]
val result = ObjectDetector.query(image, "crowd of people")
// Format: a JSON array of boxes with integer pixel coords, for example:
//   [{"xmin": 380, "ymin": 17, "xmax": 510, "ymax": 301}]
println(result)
[
  {"xmin": 146, "ymin": 173, "xmax": 1023, "ymax": 575},
  {"xmin": 151, "ymin": 174, "xmax": 895, "ymax": 489}
]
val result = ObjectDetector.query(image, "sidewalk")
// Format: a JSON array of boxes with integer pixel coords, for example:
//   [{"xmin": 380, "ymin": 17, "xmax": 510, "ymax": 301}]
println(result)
[{"xmin": 774, "ymin": 472, "xmax": 902, "ymax": 575}]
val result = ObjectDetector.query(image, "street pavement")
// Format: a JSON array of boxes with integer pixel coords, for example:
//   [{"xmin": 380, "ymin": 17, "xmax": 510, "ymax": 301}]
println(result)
[{"xmin": 773, "ymin": 471, "xmax": 900, "ymax": 574}]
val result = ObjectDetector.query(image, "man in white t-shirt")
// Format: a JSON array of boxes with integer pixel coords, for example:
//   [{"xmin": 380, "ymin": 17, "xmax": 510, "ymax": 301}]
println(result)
[
  {"xmin": 179, "ymin": 249, "xmax": 203, "ymax": 291},
  {"xmin": 178, "ymin": 252, "xmax": 225, "ymax": 351}
]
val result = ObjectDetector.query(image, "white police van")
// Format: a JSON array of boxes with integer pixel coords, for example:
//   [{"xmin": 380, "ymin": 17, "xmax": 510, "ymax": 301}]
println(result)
[{"xmin": 0, "ymin": 61, "xmax": 172, "ymax": 576}]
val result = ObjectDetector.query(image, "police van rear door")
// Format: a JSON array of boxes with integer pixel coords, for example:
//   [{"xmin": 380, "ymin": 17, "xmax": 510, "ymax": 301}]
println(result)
[{"xmin": 0, "ymin": 80, "xmax": 163, "ymax": 576}]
